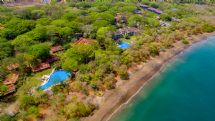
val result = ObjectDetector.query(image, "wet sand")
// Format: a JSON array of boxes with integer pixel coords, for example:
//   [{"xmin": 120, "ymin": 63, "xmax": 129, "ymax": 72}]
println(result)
[{"xmin": 83, "ymin": 32, "xmax": 215, "ymax": 121}]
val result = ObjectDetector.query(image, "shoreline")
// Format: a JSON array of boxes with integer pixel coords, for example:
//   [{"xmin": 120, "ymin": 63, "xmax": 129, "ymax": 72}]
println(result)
[{"xmin": 83, "ymin": 32, "xmax": 215, "ymax": 121}]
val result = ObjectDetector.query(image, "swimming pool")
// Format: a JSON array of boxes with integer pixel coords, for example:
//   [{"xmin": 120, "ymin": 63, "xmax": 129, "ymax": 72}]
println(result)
[
  {"xmin": 39, "ymin": 70, "xmax": 71, "ymax": 90},
  {"xmin": 118, "ymin": 42, "xmax": 131, "ymax": 49}
]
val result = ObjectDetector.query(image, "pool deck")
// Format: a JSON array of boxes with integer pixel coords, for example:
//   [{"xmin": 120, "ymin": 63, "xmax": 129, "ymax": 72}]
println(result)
[{"xmin": 40, "ymin": 68, "xmax": 55, "ymax": 91}]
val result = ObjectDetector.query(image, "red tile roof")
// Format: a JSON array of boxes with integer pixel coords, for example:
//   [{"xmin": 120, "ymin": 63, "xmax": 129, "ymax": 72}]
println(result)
[
  {"xmin": 44, "ymin": 56, "xmax": 60, "ymax": 64},
  {"xmin": 32, "ymin": 63, "xmax": 50, "ymax": 73},
  {"xmin": 31, "ymin": 55, "xmax": 60, "ymax": 73},
  {"xmin": 6, "ymin": 84, "xmax": 16, "ymax": 94},
  {"xmin": 3, "ymin": 74, "xmax": 19, "ymax": 85},
  {"xmin": 1, "ymin": 84, "xmax": 16, "ymax": 96},
  {"xmin": 75, "ymin": 38, "xmax": 96, "ymax": 44},
  {"xmin": 50, "ymin": 45, "xmax": 64, "ymax": 53}
]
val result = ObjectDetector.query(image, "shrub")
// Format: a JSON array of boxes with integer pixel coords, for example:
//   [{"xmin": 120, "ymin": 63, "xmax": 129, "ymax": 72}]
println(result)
[
  {"xmin": 202, "ymin": 23, "xmax": 215, "ymax": 33},
  {"xmin": 75, "ymin": 102, "xmax": 95, "ymax": 117},
  {"xmin": 117, "ymin": 65, "xmax": 129, "ymax": 80},
  {"xmin": 0, "ymin": 84, "xmax": 8, "ymax": 94},
  {"xmin": 64, "ymin": 102, "xmax": 95, "ymax": 118},
  {"xmin": 149, "ymin": 43, "xmax": 159, "ymax": 56},
  {"xmin": 103, "ymin": 73, "xmax": 117, "ymax": 89},
  {"xmin": 26, "ymin": 106, "xmax": 39, "ymax": 116},
  {"xmin": 70, "ymin": 81, "xmax": 83, "ymax": 92},
  {"xmin": 28, "ymin": 43, "xmax": 50, "ymax": 60},
  {"xmin": 52, "ymin": 84, "xmax": 64, "ymax": 94},
  {"xmin": 141, "ymin": 0, "xmax": 150, "ymax": 5},
  {"xmin": 90, "ymin": 80, "xmax": 98, "ymax": 90},
  {"xmin": 19, "ymin": 95, "xmax": 36, "ymax": 109},
  {"xmin": 182, "ymin": 39, "xmax": 189, "ymax": 45},
  {"xmin": 0, "ymin": 114, "xmax": 18, "ymax": 121},
  {"xmin": 150, "ymin": 3, "xmax": 159, "ymax": 8},
  {"xmin": 31, "ymin": 10, "xmax": 45, "ymax": 20},
  {"xmin": 160, "ymin": 14, "xmax": 172, "ymax": 21}
]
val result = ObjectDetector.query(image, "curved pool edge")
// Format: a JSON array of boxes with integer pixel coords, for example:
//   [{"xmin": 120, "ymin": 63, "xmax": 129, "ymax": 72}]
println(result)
[{"xmin": 39, "ymin": 69, "xmax": 71, "ymax": 91}]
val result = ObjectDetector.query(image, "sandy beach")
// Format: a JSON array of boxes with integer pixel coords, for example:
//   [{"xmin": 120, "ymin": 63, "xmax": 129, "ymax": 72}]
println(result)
[{"xmin": 83, "ymin": 31, "xmax": 215, "ymax": 121}]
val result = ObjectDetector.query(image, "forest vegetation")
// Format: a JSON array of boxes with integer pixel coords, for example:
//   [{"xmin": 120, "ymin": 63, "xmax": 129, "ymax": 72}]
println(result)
[{"xmin": 0, "ymin": 0, "xmax": 215, "ymax": 121}]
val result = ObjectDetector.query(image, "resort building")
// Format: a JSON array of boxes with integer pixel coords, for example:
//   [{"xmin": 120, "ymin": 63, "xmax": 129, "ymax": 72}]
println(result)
[
  {"xmin": 44, "ymin": 55, "xmax": 60, "ymax": 64},
  {"xmin": 32, "ymin": 63, "xmax": 50, "ymax": 73},
  {"xmin": 113, "ymin": 27, "xmax": 140, "ymax": 40},
  {"xmin": 4, "ymin": 84, "xmax": 16, "ymax": 95},
  {"xmin": 7, "ymin": 84, "xmax": 16, "ymax": 92},
  {"xmin": 50, "ymin": 45, "xmax": 64, "ymax": 54},
  {"xmin": 140, "ymin": 4, "xmax": 163, "ymax": 15},
  {"xmin": 1, "ymin": 73, "xmax": 19, "ymax": 96},
  {"xmin": 75, "ymin": 37, "xmax": 96, "ymax": 44},
  {"xmin": 3, "ymin": 73, "xmax": 19, "ymax": 85},
  {"xmin": 31, "ymin": 55, "xmax": 60, "ymax": 73}
]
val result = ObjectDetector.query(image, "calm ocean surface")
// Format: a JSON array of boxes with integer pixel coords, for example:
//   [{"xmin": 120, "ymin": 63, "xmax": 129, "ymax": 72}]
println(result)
[{"xmin": 111, "ymin": 36, "xmax": 215, "ymax": 121}]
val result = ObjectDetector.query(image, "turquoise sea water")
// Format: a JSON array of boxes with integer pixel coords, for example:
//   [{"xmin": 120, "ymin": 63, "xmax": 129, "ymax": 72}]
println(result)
[
  {"xmin": 111, "ymin": 36, "xmax": 215, "ymax": 121},
  {"xmin": 39, "ymin": 70, "xmax": 70, "ymax": 90}
]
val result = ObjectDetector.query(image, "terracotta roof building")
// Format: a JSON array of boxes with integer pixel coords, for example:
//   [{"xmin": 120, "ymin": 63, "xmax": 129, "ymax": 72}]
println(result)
[
  {"xmin": 50, "ymin": 45, "xmax": 64, "ymax": 53},
  {"xmin": 75, "ymin": 38, "xmax": 96, "ymax": 44},
  {"xmin": 32, "ymin": 63, "xmax": 50, "ymax": 73},
  {"xmin": 3, "ymin": 74, "xmax": 19, "ymax": 85},
  {"xmin": 31, "ymin": 55, "xmax": 60, "ymax": 73},
  {"xmin": 1, "ymin": 73, "xmax": 19, "ymax": 96},
  {"xmin": 44, "ymin": 56, "xmax": 60, "ymax": 64},
  {"xmin": 5, "ymin": 84, "xmax": 16, "ymax": 95}
]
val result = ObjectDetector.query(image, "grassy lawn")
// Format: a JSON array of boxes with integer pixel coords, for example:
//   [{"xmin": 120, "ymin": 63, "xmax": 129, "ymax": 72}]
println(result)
[{"xmin": 16, "ymin": 68, "xmax": 53, "ymax": 96}]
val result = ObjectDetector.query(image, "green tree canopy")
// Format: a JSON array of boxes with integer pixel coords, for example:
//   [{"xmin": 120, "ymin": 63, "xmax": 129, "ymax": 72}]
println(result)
[
  {"xmin": 128, "ymin": 15, "xmax": 143, "ymax": 27},
  {"xmin": 0, "ymin": 38, "xmax": 13, "ymax": 60},
  {"xmin": 5, "ymin": 18, "xmax": 36, "ymax": 39},
  {"xmin": 12, "ymin": 34, "xmax": 37, "ymax": 52},
  {"xmin": 26, "ymin": 26, "xmax": 48, "ymax": 42},
  {"xmin": 36, "ymin": 17, "xmax": 53, "ymax": 26},
  {"xmin": 28, "ymin": 43, "xmax": 50, "ymax": 60}
]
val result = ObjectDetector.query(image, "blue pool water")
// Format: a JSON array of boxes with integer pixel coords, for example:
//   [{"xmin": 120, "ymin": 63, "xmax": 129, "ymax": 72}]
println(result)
[
  {"xmin": 118, "ymin": 42, "xmax": 130, "ymax": 49},
  {"xmin": 39, "ymin": 70, "xmax": 70, "ymax": 90}
]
